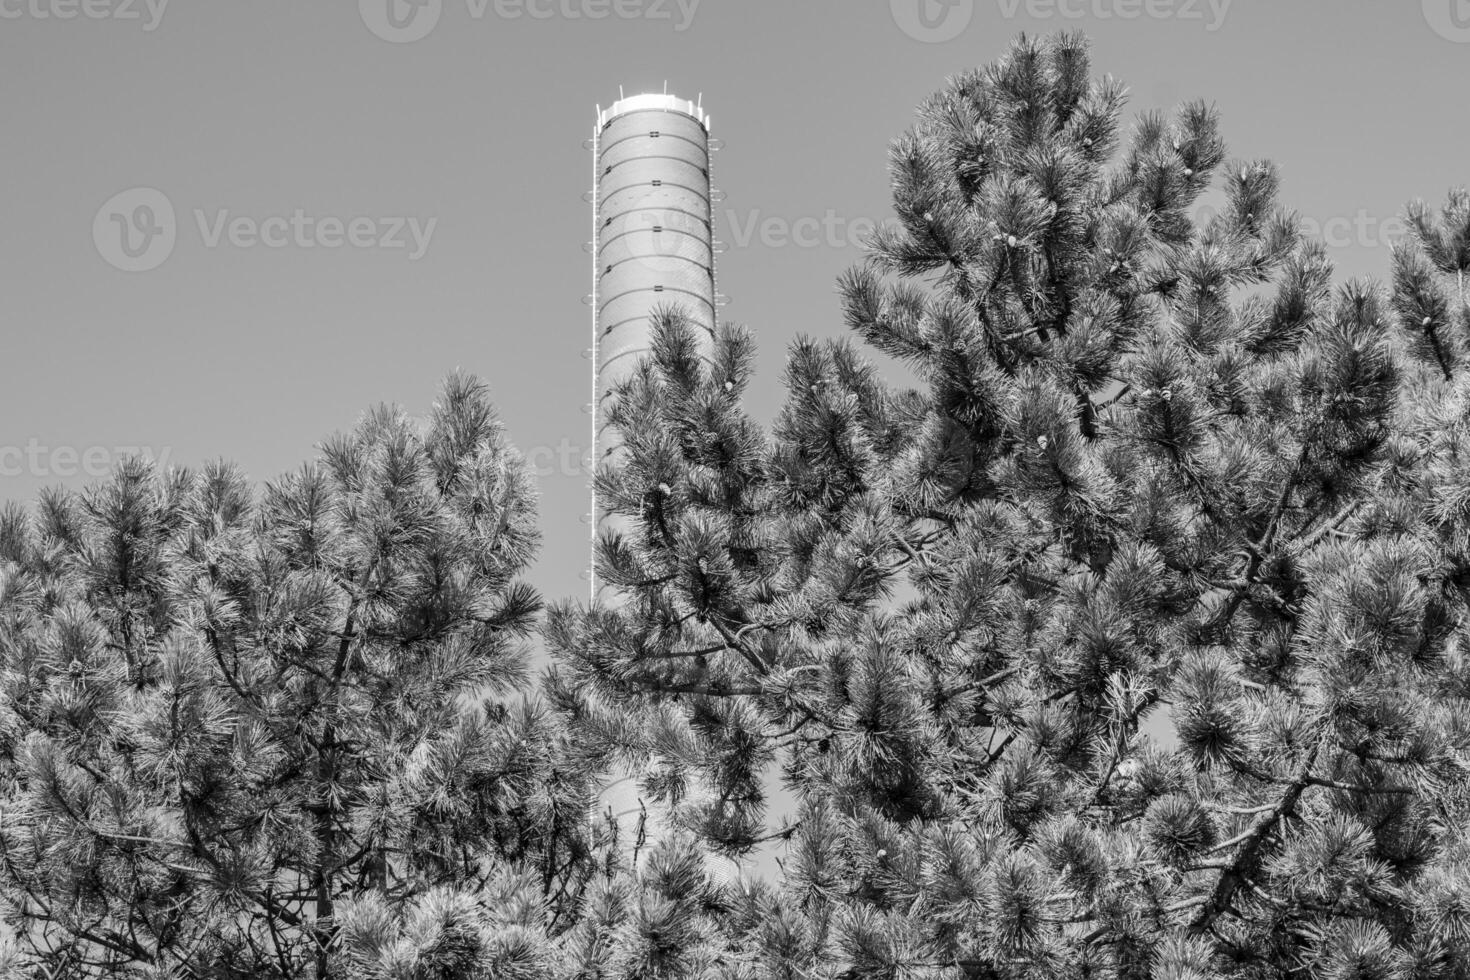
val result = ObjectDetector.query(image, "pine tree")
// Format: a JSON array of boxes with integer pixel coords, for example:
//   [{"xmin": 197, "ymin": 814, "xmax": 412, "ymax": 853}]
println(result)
[
  {"xmin": 4, "ymin": 31, "xmax": 1466, "ymax": 980},
  {"xmin": 550, "ymin": 32, "xmax": 1470, "ymax": 980},
  {"xmin": 0, "ymin": 375, "xmax": 604, "ymax": 978}
]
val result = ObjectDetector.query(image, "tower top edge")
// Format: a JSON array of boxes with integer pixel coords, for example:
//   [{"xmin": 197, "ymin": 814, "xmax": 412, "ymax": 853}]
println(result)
[{"xmin": 596, "ymin": 93, "xmax": 709, "ymax": 132}]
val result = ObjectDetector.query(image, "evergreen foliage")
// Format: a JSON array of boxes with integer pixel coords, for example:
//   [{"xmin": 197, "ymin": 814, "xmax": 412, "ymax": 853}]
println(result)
[
  {"xmin": 549, "ymin": 32, "xmax": 1470, "ymax": 980},
  {"xmin": 2, "ymin": 32, "xmax": 1469, "ymax": 980},
  {"xmin": 0, "ymin": 376, "xmax": 600, "ymax": 978}
]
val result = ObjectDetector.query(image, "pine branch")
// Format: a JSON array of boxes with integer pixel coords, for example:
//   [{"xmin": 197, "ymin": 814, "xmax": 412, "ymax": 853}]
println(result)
[{"xmin": 1188, "ymin": 726, "xmax": 1325, "ymax": 935}]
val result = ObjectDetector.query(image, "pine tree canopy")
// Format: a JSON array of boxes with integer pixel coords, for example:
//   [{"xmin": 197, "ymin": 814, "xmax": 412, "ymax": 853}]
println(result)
[
  {"xmin": 4, "ymin": 29, "xmax": 1470, "ymax": 980},
  {"xmin": 0, "ymin": 375, "xmax": 611, "ymax": 978},
  {"xmin": 547, "ymin": 31, "xmax": 1470, "ymax": 980}
]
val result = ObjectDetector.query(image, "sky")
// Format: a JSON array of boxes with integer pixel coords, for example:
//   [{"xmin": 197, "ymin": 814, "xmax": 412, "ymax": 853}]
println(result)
[{"xmin": 2, "ymin": 0, "xmax": 1466, "ymax": 615}]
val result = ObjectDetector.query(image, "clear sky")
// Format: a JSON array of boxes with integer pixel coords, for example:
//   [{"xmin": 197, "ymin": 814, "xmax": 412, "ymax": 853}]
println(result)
[{"xmin": 2, "ymin": 0, "xmax": 1466, "ymax": 614}]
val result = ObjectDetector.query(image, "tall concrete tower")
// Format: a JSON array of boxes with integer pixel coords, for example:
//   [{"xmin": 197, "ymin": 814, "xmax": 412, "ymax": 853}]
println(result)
[
  {"xmin": 586, "ymin": 92, "xmax": 735, "ymax": 877},
  {"xmin": 590, "ymin": 92, "xmax": 718, "ymax": 597}
]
